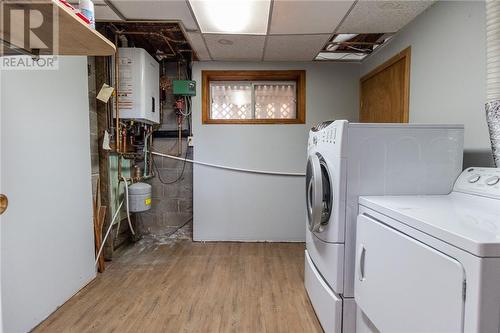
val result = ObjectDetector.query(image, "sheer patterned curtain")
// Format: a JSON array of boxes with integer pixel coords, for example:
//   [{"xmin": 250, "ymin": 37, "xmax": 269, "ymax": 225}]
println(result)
[
  {"xmin": 210, "ymin": 84, "xmax": 252, "ymax": 120},
  {"xmin": 255, "ymin": 83, "xmax": 296, "ymax": 119}
]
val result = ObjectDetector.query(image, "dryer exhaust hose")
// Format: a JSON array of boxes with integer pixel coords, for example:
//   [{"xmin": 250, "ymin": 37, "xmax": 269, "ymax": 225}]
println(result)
[{"xmin": 486, "ymin": 1, "xmax": 500, "ymax": 166}]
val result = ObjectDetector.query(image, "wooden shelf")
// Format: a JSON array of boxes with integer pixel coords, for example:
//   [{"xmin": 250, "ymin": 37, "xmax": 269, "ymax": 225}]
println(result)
[{"xmin": 0, "ymin": 0, "xmax": 115, "ymax": 56}]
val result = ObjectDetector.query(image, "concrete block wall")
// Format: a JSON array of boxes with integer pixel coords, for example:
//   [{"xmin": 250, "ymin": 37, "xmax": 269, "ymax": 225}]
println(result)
[
  {"xmin": 92, "ymin": 56, "xmax": 133, "ymax": 256},
  {"xmin": 136, "ymin": 61, "xmax": 193, "ymax": 238},
  {"xmin": 138, "ymin": 138, "xmax": 193, "ymax": 236},
  {"xmin": 88, "ymin": 56, "xmax": 100, "ymax": 201}
]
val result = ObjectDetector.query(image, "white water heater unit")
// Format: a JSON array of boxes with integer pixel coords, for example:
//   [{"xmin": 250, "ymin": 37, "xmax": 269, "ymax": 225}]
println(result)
[{"xmin": 115, "ymin": 47, "xmax": 160, "ymax": 124}]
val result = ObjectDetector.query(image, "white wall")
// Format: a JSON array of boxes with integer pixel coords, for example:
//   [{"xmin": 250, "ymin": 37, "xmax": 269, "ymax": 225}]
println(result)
[
  {"xmin": 1, "ymin": 57, "xmax": 95, "ymax": 332},
  {"xmin": 192, "ymin": 62, "xmax": 359, "ymax": 241},
  {"xmin": 361, "ymin": 1, "xmax": 492, "ymax": 167}
]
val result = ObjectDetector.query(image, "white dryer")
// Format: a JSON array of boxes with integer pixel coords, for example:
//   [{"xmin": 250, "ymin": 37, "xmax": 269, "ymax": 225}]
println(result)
[
  {"xmin": 305, "ymin": 120, "xmax": 464, "ymax": 332},
  {"xmin": 355, "ymin": 167, "xmax": 500, "ymax": 333}
]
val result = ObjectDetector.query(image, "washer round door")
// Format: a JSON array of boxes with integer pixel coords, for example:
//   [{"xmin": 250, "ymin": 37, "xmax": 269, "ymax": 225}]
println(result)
[{"xmin": 306, "ymin": 152, "xmax": 333, "ymax": 233}]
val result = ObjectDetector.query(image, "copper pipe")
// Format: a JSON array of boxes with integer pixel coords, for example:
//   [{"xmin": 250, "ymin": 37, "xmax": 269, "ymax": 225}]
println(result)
[
  {"xmin": 122, "ymin": 127, "xmax": 127, "ymax": 153},
  {"xmin": 158, "ymin": 33, "xmax": 178, "ymax": 58},
  {"xmin": 114, "ymin": 33, "xmax": 123, "ymax": 181},
  {"xmin": 118, "ymin": 155, "xmax": 122, "ymax": 181},
  {"xmin": 116, "ymin": 31, "xmax": 187, "ymax": 43},
  {"xmin": 178, "ymin": 118, "xmax": 182, "ymax": 156},
  {"xmin": 114, "ymin": 31, "xmax": 178, "ymax": 57},
  {"xmin": 114, "ymin": 34, "xmax": 121, "ymax": 154},
  {"xmin": 149, "ymin": 126, "xmax": 154, "ymax": 176}
]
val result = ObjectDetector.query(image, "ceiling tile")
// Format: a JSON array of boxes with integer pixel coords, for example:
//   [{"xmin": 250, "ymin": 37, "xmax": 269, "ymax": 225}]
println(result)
[
  {"xmin": 109, "ymin": 0, "xmax": 198, "ymax": 30},
  {"xmin": 95, "ymin": 5, "xmax": 123, "ymax": 21},
  {"xmin": 204, "ymin": 34, "xmax": 265, "ymax": 61},
  {"xmin": 338, "ymin": 0, "xmax": 434, "ymax": 33},
  {"xmin": 264, "ymin": 34, "xmax": 330, "ymax": 61},
  {"xmin": 187, "ymin": 32, "xmax": 211, "ymax": 61},
  {"xmin": 269, "ymin": 0, "xmax": 355, "ymax": 35}
]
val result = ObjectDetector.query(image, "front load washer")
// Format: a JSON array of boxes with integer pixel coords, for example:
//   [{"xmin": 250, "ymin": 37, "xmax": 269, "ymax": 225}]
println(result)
[
  {"xmin": 355, "ymin": 167, "xmax": 500, "ymax": 333},
  {"xmin": 304, "ymin": 120, "xmax": 464, "ymax": 332}
]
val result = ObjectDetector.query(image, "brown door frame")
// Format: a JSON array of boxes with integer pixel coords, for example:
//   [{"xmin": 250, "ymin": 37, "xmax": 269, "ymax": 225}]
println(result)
[{"xmin": 360, "ymin": 46, "xmax": 411, "ymax": 123}]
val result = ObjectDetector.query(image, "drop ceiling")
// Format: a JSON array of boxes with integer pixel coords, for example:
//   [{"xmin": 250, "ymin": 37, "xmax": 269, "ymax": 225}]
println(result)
[{"xmin": 95, "ymin": 0, "xmax": 435, "ymax": 62}]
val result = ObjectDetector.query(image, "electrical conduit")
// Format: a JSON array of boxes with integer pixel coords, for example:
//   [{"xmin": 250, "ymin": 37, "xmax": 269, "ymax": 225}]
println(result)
[{"xmin": 151, "ymin": 151, "xmax": 305, "ymax": 177}]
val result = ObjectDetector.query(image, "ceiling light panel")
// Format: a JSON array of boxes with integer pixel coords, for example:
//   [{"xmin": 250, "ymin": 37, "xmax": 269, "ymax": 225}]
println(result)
[
  {"xmin": 264, "ymin": 34, "xmax": 330, "ymax": 61},
  {"xmin": 189, "ymin": 0, "xmax": 271, "ymax": 35},
  {"xmin": 269, "ymin": 0, "xmax": 355, "ymax": 35},
  {"xmin": 338, "ymin": 0, "xmax": 434, "ymax": 33},
  {"xmin": 315, "ymin": 52, "xmax": 366, "ymax": 61},
  {"xmin": 111, "ymin": 1, "xmax": 198, "ymax": 30},
  {"xmin": 204, "ymin": 34, "xmax": 265, "ymax": 60}
]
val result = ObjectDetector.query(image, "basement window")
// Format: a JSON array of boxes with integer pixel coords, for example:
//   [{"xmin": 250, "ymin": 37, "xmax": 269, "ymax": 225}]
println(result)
[{"xmin": 202, "ymin": 71, "xmax": 305, "ymax": 124}]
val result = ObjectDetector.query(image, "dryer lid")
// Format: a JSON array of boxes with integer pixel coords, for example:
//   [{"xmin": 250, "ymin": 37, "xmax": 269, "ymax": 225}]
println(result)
[{"xmin": 359, "ymin": 192, "xmax": 500, "ymax": 257}]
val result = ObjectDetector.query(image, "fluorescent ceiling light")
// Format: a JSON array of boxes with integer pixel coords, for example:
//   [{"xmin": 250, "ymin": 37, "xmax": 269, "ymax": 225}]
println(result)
[
  {"xmin": 341, "ymin": 53, "xmax": 367, "ymax": 60},
  {"xmin": 333, "ymin": 34, "xmax": 358, "ymax": 43},
  {"xmin": 315, "ymin": 52, "xmax": 367, "ymax": 61},
  {"xmin": 189, "ymin": 0, "xmax": 271, "ymax": 34}
]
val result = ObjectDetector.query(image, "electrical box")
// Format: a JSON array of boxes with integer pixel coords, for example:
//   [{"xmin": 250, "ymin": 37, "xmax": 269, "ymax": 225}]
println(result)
[
  {"xmin": 173, "ymin": 80, "xmax": 196, "ymax": 96},
  {"xmin": 114, "ymin": 47, "xmax": 160, "ymax": 124}
]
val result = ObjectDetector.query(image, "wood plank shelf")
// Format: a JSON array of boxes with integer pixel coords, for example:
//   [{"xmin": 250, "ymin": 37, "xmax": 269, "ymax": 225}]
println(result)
[{"xmin": 0, "ymin": 0, "xmax": 115, "ymax": 56}]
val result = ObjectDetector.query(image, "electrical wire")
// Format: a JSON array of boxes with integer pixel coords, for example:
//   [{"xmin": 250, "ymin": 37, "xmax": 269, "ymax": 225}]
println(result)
[
  {"xmin": 151, "ymin": 151, "xmax": 306, "ymax": 177},
  {"xmin": 186, "ymin": 98, "xmax": 192, "ymax": 136},
  {"xmin": 346, "ymin": 45, "xmax": 371, "ymax": 53},
  {"xmin": 165, "ymin": 217, "xmax": 192, "ymax": 238},
  {"xmin": 152, "ymin": 144, "xmax": 190, "ymax": 184}
]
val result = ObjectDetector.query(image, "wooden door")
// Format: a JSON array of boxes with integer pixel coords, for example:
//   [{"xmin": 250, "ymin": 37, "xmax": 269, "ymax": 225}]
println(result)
[{"xmin": 360, "ymin": 47, "xmax": 411, "ymax": 123}]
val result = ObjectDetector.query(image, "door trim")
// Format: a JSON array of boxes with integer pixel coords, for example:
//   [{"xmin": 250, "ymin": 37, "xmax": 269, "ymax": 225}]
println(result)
[{"xmin": 360, "ymin": 46, "xmax": 411, "ymax": 123}]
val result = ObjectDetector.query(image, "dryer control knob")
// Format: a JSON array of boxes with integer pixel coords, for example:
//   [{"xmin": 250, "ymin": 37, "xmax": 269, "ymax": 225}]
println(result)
[
  {"xmin": 467, "ymin": 174, "xmax": 481, "ymax": 183},
  {"xmin": 486, "ymin": 176, "xmax": 500, "ymax": 186}
]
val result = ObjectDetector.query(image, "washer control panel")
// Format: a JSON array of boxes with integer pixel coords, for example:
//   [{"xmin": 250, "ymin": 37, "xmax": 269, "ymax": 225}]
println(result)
[
  {"xmin": 454, "ymin": 167, "xmax": 500, "ymax": 199},
  {"xmin": 308, "ymin": 121, "xmax": 338, "ymax": 148},
  {"xmin": 320, "ymin": 127, "xmax": 336, "ymax": 144}
]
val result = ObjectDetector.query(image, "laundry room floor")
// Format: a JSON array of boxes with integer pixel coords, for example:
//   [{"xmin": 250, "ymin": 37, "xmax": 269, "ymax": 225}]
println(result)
[{"xmin": 32, "ymin": 240, "xmax": 321, "ymax": 332}]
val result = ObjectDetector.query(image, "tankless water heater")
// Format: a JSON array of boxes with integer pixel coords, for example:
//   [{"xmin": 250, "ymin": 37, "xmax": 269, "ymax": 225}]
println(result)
[{"xmin": 115, "ymin": 47, "xmax": 160, "ymax": 124}]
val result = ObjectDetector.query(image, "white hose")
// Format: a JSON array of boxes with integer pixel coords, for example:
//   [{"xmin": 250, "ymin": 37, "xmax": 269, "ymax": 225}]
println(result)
[
  {"xmin": 95, "ymin": 200, "xmax": 123, "ymax": 266},
  {"xmin": 151, "ymin": 151, "xmax": 305, "ymax": 177},
  {"xmin": 121, "ymin": 176, "xmax": 136, "ymax": 236}
]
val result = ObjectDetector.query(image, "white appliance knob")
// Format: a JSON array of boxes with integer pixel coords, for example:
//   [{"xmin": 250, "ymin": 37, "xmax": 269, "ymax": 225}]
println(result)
[
  {"xmin": 467, "ymin": 174, "xmax": 481, "ymax": 183},
  {"xmin": 486, "ymin": 176, "xmax": 500, "ymax": 186}
]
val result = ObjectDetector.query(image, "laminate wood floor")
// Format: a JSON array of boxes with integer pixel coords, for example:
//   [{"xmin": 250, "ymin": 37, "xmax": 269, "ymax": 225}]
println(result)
[{"xmin": 33, "ymin": 240, "xmax": 322, "ymax": 333}]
